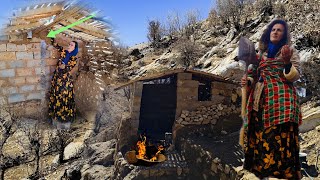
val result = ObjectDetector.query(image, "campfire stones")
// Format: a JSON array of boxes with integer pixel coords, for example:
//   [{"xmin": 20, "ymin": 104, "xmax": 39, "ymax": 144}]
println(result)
[
  {"xmin": 177, "ymin": 167, "xmax": 183, "ymax": 176},
  {"xmin": 218, "ymin": 164, "xmax": 224, "ymax": 171},
  {"xmin": 224, "ymin": 164, "xmax": 230, "ymax": 174},
  {"xmin": 213, "ymin": 157, "xmax": 221, "ymax": 163},
  {"xmin": 125, "ymin": 150, "xmax": 138, "ymax": 164},
  {"xmin": 211, "ymin": 161, "xmax": 218, "ymax": 173}
]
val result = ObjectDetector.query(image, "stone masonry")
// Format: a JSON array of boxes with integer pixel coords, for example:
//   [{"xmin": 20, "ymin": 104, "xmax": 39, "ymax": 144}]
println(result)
[
  {"xmin": 175, "ymin": 73, "xmax": 238, "ymax": 119},
  {"xmin": 176, "ymin": 103, "xmax": 240, "ymax": 126}
]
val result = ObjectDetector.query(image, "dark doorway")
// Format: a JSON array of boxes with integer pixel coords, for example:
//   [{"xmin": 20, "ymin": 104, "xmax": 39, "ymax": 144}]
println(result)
[{"xmin": 138, "ymin": 75, "xmax": 177, "ymax": 141}]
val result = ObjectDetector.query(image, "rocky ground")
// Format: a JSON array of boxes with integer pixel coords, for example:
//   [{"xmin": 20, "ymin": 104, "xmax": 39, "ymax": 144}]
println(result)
[
  {"xmin": 1, "ymin": 99, "xmax": 320, "ymax": 179},
  {"xmin": 300, "ymin": 125, "xmax": 320, "ymax": 179}
]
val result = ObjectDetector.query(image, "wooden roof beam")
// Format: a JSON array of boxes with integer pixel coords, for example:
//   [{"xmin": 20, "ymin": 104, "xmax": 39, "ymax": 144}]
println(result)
[
  {"xmin": 60, "ymin": 21, "xmax": 105, "ymax": 38},
  {"xmin": 58, "ymin": 27, "xmax": 95, "ymax": 42},
  {"xmin": 15, "ymin": 4, "xmax": 63, "ymax": 18},
  {"xmin": 66, "ymin": 17, "xmax": 110, "ymax": 37},
  {"xmin": 59, "ymin": 20, "xmax": 106, "ymax": 39},
  {"xmin": 35, "ymin": 6, "xmax": 83, "ymax": 34},
  {"xmin": 5, "ymin": 21, "xmax": 43, "ymax": 32},
  {"xmin": 10, "ymin": 13, "xmax": 56, "ymax": 25}
]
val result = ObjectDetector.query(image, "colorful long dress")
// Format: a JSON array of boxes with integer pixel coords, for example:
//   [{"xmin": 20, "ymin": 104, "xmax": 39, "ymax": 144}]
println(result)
[
  {"xmin": 48, "ymin": 39, "xmax": 77, "ymax": 123},
  {"xmin": 243, "ymin": 50, "xmax": 302, "ymax": 179}
]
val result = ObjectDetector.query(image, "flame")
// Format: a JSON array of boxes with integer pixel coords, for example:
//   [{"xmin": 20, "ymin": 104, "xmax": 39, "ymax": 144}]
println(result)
[
  {"xmin": 136, "ymin": 136, "xmax": 164, "ymax": 162},
  {"xmin": 150, "ymin": 145, "xmax": 164, "ymax": 161},
  {"xmin": 136, "ymin": 136, "xmax": 147, "ymax": 159}
]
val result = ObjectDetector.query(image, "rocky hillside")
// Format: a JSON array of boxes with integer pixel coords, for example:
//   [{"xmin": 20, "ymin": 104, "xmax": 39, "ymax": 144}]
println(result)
[
  {"xmin": 120, "ymin": 0, "xmax": 320, "ymax": 84},
  {"xmin": 113, "ymin": 2, "xmax": 320, "ymax": 178}
]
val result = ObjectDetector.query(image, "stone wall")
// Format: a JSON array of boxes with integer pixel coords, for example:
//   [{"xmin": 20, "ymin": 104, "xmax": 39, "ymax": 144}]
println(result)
[
  {"xmin": 175, "ymin": 72, "xmax": 239, "ymax": 119},
  {"xmin": 0, "ymin": 35, "xmax": 85, "ymax": 119},
  {"xmin": 175, "ymin": 104, "xmax": 240, "ymax": 126},
  {"xmin": 179, "ymin": 138, "xmax": 239, "ymax": 180}
]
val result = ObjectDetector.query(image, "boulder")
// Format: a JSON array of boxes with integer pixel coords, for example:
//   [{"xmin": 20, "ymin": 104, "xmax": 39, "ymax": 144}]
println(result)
[
  {"xmin": 88, "ymin": 139, "xmax": 116, "ymax": 166},
  {"xmin": 81, "ymin": 165, "xmax": 115, "ymax": 180},
  {"xmin": 64, "ymin": 142, "xmax": 85, "ymax": 161}
]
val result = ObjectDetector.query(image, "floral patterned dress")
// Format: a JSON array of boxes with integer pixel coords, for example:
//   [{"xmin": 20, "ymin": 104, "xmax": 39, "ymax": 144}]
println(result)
[{"xmin": 48, "ymin": 39, "xmax": 77, "ymax": 123}]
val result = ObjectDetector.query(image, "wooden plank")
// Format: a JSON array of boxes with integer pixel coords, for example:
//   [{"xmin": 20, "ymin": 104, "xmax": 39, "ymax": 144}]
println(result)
[
  {"xmin": 59, "ymin": 20, "xmax": 106, "ymax": 39},
  {"xmin": 114, "ymin": 69, "xmax": 184, "ymax": 90},
  {"xmin": 114, "ymin": 69, "xmax": 236, "ymax": 90},
  {"xmin": 66, "ymin": 17, "xmax": 109, "ymax": 37},
  {"xmin": 15, "ymin": 4, "xmax": 62, "ymax": 18},
  {"xmin": 5, "ymin": 21, "xmax": 43, "ymax": 32},
  {"xmin": 10, "ymin": 12, "xmax": 58, "ymax": 25},
  {"xmin": 74, "ymin": 32, "xmax": 92, "ymax": 42},
  {"xmin": 81, "ymin": 32, "xmax": 101, "ymax": 41},
  {"xmin": 34, "ymin": 6, "xmax": 83, "ymax": 34}
]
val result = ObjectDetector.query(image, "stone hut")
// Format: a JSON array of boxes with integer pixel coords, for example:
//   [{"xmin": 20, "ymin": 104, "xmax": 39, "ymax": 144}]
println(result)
[
  {"xmin": 0, "ymin": 1, "xmax": 115, "ymax": 120},
  {"xmin": 115, "ymin": 69, "xmax": 240, "ymax": 152}
]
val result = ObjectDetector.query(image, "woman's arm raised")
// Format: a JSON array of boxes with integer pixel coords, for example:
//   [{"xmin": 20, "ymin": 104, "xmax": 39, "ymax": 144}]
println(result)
[{"xmin": 50, "ymin": 38, "xmax": 63, "ymax": 52}]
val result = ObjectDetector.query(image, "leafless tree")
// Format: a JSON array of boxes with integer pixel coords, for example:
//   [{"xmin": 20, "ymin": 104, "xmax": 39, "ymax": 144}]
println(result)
[
  {"xmin": 54, "ymin": 130, "xmax": 73, "ymax": 164},
  {"xmin": 0, "ymin": 113, "xmax": 16, "ymax": 179},
  {"xmin": 0, "ymin": 109, "xmax": 31, "ymax": 180},
  {"xmin": 166, "ymin": 11, "xmax": 183, "ymax": 37},
  {"xmin": 208, "ymin": 8, "xmax": 220, "ymax": 27},
  {"xmin": 184, "ymin": 9, "xmax": 200, "ymax": 38},
  {"xmin": 113, "ymin": 44, "xmax": 129, "ymax": 66},
  {"xmin": 147, "ymin": 19, "xmax": 163, "ymax": 48},
  {"xmin": 175, "ymin": 37, "xmax": 202, "ymax": 68},
  {"xmin": 216, "ymin": 0, "xmax": 253, "ymax": 30},
  {"xmin": 18, "ymin": 123, "xmax": 43, "ymax": 179},
  {"xmin": 273, "ymin": 3, "xmax": 286, "ymax": 18},
  {"xmin": 254, "ymin": 0, "xmax": 273, "ymax": 15}
]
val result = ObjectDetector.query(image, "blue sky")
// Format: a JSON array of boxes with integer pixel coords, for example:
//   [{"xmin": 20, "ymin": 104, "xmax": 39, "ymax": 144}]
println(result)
[{"xmin": 0, "ymin": 0, "xmax": 215, "ymax": 46}]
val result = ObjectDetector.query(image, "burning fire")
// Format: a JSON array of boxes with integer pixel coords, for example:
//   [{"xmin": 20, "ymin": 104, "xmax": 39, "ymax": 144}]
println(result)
[
  {"xmin": 150, "ymin": 145, "xmax": 164, "ymax": 162},
  {"xmin": 136, "ymin": 136, "xmax": 147, "ymax": 159},
  {"xmin": 136, "ymin": 136, "xmax": 164, "ymax": 161}
]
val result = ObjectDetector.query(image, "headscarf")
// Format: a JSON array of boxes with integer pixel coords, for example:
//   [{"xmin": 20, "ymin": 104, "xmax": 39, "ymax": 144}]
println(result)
[
  {"xmin": 267, "ymin": 40, "xmax": 286, "ymax": 58},
  {"xmin": 62, "ymin": 41, "xmax": 78, "ymax": 64}
]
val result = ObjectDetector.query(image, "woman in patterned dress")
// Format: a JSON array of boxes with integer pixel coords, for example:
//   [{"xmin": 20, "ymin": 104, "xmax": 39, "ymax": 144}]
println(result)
[
  {"xmin": 241, "ymin": 19, "xmax": 302, "ymax": 179},
  {"xmin": 49, "ymin": 38, "xmax": 79, "ymax": 129}
]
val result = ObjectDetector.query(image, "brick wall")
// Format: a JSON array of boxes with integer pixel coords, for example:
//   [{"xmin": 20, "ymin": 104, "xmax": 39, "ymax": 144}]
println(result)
[{"xmin": 0, "ymin": 41, "xmax": 45, "ymax": 105}]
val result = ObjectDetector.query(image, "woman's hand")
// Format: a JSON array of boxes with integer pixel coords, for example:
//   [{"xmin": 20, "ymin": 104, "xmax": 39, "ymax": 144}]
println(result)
[
  {"xmin": 59, "ymin": 63, "xmax": 66, "ymax": 69},
  {"xmin": 241, "ymin": 75, "xmax": 248, "ymax": 87},
  {"xmin": 281, "ymin": 45, "xmax": 293, "ymax": 64}
]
